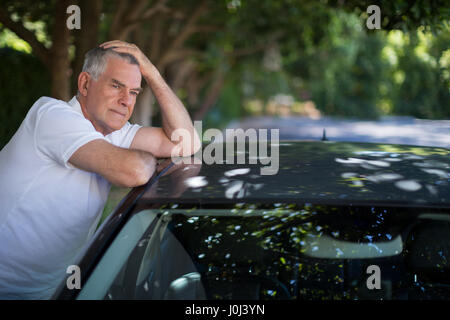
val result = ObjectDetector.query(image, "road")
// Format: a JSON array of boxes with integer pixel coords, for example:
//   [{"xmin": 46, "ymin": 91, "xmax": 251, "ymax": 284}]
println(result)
[{"xmin": 226, "ymin": 116, "xmax": 450, "ymax": 148}]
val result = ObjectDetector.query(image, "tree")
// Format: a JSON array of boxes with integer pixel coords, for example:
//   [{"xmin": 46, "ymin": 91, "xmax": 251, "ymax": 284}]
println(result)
[
  {"xmin": 327, "ymin": 0, "xmax": 450, "ymax": 32},
  {"xmin": 0, "ymin": 0, "xmax": 448, "ymax": 125},
  {"xmin": 71, "ymin": 0, "xmax": 102, "ymax": 93},
  {"xmin": 0, "ymin": 47, "xmax": 50, "ymax": 148},
  {"xmin": 0, "ymin": 0, "xmax": 72, "ymax": 100},
  {"xmin": 391, "ymin": 28, "xmax": 450, "ymax": 119}
]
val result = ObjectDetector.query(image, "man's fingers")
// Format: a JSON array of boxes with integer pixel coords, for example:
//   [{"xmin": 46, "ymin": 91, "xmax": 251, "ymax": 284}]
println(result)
[
  {"xmin": 100, "ymin": 40, "xmax": 137, "ymax": 50},
  {"xmin": 99, "ymin": 40, "xmax": 121, "ymax": 48},
  {"xmin": 99, "ymin": 40, "xmax": 125, "ymax": 46},
  {"xmin": 106, "ymin": 47, "xmax": 130, "ymax": 54},
  {"xmin": 100, "ymin": 42, "xmax": 136, "ymax": 54},
  {"xmin": 98, "ymin": 40, "xmax": 154, "ymax": 74}
]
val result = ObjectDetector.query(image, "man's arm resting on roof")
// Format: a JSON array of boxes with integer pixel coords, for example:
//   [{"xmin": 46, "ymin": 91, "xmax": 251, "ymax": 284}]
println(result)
[
  {"xmin": 69, "ymin": 139, "xmax": 156, "ymax": 187},
  {"xmin": 135, "ymin": 66, "xmax": 201, "ymax": 158}
]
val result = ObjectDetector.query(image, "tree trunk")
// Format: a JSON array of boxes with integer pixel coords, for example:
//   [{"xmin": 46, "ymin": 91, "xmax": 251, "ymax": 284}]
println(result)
[
  {"xmin": 50, "ymin": 0, "xmax": 72, "ymax": 101},
  {"xmin": 71, "ymin": 0, "xmax": 102, "ymax": 95},
  {"xmin": 193, "ymin": 71, "xmax": 225, "ymax": 120},
  {"xmin": 170, "ymin": 60, "xmax": 196, "ymax": 92},
  {"xmin": 131, "ymin": 86, "xmax": 154, "ymax": 126}
]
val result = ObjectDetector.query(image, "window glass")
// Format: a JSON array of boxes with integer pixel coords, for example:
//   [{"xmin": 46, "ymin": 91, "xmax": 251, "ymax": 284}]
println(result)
[
  {"xmin": 77, "ymin": 209, "xmax": 158, "ymax": 300},
  {"xmin": 79, "ymin": 204, "xmax": 450, "ymax": 300}
]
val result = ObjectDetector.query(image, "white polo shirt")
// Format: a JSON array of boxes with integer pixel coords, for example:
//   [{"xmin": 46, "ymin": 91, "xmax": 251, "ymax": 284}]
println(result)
[{"xmin": 0, "ymin": 96, "xmax": 141, "ymax": 299}]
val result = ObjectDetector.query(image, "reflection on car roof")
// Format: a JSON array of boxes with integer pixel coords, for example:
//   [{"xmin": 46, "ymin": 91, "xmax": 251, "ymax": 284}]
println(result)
[{"xmin": 141, "ymin": 141, "xmax": 450, "ymax": 207}]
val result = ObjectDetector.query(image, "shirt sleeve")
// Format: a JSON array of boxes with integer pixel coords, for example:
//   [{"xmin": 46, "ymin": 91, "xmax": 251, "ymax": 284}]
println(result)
[
  {"xmin": 34, "ymin": 101, "xmax": 107, "ymax": 169},
  {"xmin": 106, "ymin": 122, "xmax": 142, "ymax": 149}
]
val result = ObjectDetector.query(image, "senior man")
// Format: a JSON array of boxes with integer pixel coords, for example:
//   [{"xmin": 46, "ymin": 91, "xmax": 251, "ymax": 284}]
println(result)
[{"xmin": 0, "ymin": 40, "xmax": 200, "ymax": 299}]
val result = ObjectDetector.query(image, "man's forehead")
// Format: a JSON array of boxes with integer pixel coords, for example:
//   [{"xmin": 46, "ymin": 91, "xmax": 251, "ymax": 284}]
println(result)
[
  {"xmin": 111, "ymin": 78, "xmax": 142, "ymax": 91},
  {"xmin": 103, "ymin": 56, "xmax": 142, "ymax": 85}
]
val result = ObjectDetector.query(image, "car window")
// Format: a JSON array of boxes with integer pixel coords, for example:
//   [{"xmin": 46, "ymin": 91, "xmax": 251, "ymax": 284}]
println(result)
[
  {"xmin": 77, "ymin": 203, "xmax": 450, "ymax": 300},
  {"xmin": 77, "ymin": 209, "xmax": 158, "ymax": 300}
]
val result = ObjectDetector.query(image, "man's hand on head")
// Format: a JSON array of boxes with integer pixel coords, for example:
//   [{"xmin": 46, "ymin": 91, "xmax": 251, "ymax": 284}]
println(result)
[{"xmin": 99, "ymin": 41, "xmax": 158, "ymax": 79}]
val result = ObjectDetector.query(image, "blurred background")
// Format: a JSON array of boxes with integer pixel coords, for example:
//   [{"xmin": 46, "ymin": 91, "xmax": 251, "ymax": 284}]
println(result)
[
  {"xmin": 1, "ymin": 0, "xmax": 449, "ymax": 148},
  {"xmin": 1, "ymin": 0, "xmax": 449, "ymax": 221}
]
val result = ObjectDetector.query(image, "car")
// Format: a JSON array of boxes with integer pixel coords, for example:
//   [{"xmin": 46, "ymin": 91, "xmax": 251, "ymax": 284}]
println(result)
[{"xmin": 52, "ymin": 140, "xmax": 450, "ymax": 300}]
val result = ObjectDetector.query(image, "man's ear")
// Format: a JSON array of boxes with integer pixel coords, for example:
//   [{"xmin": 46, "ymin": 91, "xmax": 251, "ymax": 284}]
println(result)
[{"xmin": 78, "ymin": 72, "xmax": 91, "ymax": 97}]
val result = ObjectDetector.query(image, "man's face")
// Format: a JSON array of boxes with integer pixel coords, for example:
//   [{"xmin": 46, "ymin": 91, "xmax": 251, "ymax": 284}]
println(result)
[{"xmin": 83, "ymin": 56, "xmax": 142, "ymax": 135}]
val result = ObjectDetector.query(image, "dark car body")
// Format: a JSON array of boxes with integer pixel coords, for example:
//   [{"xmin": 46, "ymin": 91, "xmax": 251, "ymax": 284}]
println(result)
[{"xmin": 52, "ymin": 141, "xmax": 450, "ymax": 300}]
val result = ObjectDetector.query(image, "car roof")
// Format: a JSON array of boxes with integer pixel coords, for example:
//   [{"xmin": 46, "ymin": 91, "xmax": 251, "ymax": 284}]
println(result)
[{"xmin": 140, "ymin": 141, "xmax": 450, "ymax": 208}]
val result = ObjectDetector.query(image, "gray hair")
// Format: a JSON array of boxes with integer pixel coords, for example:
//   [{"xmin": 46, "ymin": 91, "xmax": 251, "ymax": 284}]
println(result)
[{"xmin": 81, "ymin": 47, "xmax": 140, "ymax": 80}]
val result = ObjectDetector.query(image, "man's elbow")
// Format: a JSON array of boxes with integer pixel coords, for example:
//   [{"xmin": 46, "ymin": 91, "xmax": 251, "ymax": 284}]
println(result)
[
  {"xmin": 129, "ymin": 168, "xmax": 152, "ymax": 187},
  {"xmin": 134, "ymin": 155, "xmax": 157, "ymax": 186},
  {"xmin": 121, "ymin": 152, "xmax": 157, "ymax": 187}
]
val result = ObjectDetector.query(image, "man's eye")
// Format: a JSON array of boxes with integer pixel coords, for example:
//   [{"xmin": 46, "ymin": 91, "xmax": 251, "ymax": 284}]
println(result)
[
  {"xmin": 112, "ymin": 84, "xmax": 120, "ymax": 89},
  {"xmin": 131, "ymin": 91, "xmax": 139, "ymax": 96}
]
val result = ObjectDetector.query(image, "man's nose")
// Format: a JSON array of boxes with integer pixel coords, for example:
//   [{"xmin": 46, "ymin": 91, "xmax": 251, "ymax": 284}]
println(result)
[{"xmin": 119, "ymin": 90, "xmax": 133, "ymax": 107}]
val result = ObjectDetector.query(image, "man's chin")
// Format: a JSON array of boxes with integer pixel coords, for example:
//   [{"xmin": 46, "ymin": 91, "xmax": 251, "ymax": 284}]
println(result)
[{"xmin": 106, "ymin": 121, "xmax": 126, "ymax": 134}]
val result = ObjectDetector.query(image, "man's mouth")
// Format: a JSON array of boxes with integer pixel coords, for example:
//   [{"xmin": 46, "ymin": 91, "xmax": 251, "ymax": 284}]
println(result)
[{"xmin": 111, "ymin": 109, "xmax": 126, "ymax": 117}]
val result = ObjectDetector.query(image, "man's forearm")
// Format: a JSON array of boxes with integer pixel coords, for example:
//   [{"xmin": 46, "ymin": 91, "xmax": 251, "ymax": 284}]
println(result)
[{"xmin": 143, "ymin": 65, "xmax": 200, "ymax": 154}]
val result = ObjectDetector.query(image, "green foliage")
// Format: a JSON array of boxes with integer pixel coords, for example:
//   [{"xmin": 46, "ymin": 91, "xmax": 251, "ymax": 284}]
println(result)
[
  {"xmin": 327, "ymin": 0, "xmax": 450, "ymax": 32},
  {"xmin": 0, "ymin": 0, "xmax": 448, "ymax": 135},
  {"xmin": 391, "ymin": 29, "xmax": 450, "ymax": 119},
  {"xmin": 298, "ymin": 10, "xmax": 390, "ymax": 119},
  {"xmin": 239, "ymin": 63, "xmax": 292, "ymax": 101},
  {"xmin": 210, "ymin": 6, "xmax": 450, "ymax": 121},
  {"xmin": 0, "ymin": 0, "xmax": 54, "ymax": 48},
  {"xmin": 0, "ymin": 47, "xmax": 50, "ymax": 149},
  {"xmin": 204, "ymin": 79, "xmax": 243, "ymax": 130}
]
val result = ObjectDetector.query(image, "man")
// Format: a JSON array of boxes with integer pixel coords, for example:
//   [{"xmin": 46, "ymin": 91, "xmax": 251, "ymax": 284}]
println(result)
[{"xmin": 0, "ymin": 40, "xmax": 201, "ymax": 299}]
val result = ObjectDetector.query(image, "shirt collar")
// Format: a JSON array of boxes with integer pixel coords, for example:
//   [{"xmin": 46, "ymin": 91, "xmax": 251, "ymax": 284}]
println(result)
[
  {"xmin": 67, "ymin": 96, "xmax": 120, "ymax": 137},
  {"xmin": 68, "ymin": 96, "xmax": 83, "ymax": 115}
]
